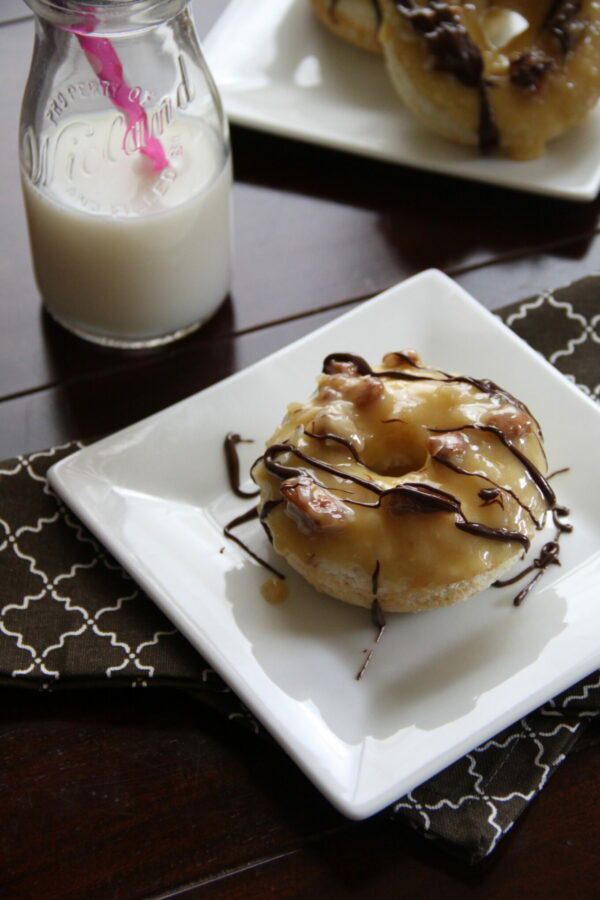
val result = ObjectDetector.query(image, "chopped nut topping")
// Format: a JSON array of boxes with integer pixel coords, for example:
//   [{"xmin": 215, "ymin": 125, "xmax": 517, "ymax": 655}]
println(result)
[
  {"xmin": 317, "ymin": 384, "xmax": 342, "ymax": 402},
  {"xmin": 310, "ymin": 410, "xmax": 364, "ymax": 449},
  {"xmin": 427, "ymin": 431, "xmax": 468, "ymax": 463},
  {"xmin": 319, "ymin": 374, "xmax": 384, "ymax": 407},
  {"xmin": 346, "ymin": 375, "xmax": 384, "ymax": 407},
  {"xmin": 485, "ymin": 405, "xmax": 533, "ymax": 439},
  {"xmin": 280, "ymin": 474, "xmax": 354, "ymax": 534}
]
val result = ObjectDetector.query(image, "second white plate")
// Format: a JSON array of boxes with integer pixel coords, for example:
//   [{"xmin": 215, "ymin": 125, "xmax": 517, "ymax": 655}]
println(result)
[{"xmin": 204, "ymin": 0, "xmax": 600, "ymax": 201}]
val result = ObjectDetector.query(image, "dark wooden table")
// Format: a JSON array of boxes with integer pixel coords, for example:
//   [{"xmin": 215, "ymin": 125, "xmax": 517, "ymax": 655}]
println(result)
[{"xmin": 1, "ymin": 3, "xmax": 599, "ymax": 898}]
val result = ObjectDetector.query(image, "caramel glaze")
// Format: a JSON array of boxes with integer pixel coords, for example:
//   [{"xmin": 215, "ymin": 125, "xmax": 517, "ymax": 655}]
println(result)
[
  {"xmin": 329, "ymin": 0, "xmax": 383, "ymax": 26},
  {"xmin": 254, "ymin": 352, "xmax": 571, "ymax": 608},
  {"xmin": 325, "ymin": 352, "xmax": 541, "ymax": 426},
  {"xmin": 261, "ymin": 438, "xmax": 531, "ymax": 550},
  {"xmin": 320, "ymin": 350, "xmax": 553, "ymax": 522}
]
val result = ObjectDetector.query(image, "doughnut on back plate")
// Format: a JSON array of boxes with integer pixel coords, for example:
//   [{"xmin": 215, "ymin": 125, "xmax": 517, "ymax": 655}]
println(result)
[
  {"xmin": 378, "ymin": 1, "xmax": 600, "ymax": 159},
  {"xmin": 310, "ymin": 0, "xmax": 383, "ymax": 53}
]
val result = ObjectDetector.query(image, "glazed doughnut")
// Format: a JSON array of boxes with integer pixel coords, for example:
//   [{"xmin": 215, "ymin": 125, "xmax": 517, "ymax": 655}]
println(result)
[
  {"xmin": 310, "ymin": 0, "xmax": 383, "ymax": 53},
  {"xmin": 378, "ymin": 1, "xmax": 600, "ymax": 159},
  {"xmin": 252, "ymin": 351, "xmax": 557, "ymax": 613}
]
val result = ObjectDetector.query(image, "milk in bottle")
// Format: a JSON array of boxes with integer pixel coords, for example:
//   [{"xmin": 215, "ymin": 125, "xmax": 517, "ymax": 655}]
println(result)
[{"xmin": 20, "ymin": 0, "xmax": 232, "ymax": 348}]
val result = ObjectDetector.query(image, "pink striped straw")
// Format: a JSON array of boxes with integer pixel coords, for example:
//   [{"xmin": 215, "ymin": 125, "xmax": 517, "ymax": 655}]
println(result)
[{"xmin": 70, "ymin": 7, "xmax": 168, "ymax": 172}]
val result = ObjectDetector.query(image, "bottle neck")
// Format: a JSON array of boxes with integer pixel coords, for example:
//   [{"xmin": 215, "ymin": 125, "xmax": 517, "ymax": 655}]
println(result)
[{"xmin": 24, "ymin": 0, "xmax": 189, "ymax": 33}]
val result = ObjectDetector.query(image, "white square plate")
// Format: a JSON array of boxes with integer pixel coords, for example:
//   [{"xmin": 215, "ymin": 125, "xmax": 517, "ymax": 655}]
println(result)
[
  {"xmin": 203, "ymin": 0, "xmax": 600, "ymax": 201},
  {"xmin": 49, "ymin": 270, "xmax": 600, "ymax": 819}
]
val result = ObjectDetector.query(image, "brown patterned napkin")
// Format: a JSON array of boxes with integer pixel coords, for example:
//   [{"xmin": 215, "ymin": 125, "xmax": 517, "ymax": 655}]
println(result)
[{"xmin": 1, "ymin": 276, "xmax": 599, "ymax": 863}]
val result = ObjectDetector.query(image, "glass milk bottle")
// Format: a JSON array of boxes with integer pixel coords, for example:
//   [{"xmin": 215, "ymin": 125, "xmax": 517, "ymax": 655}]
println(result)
[{"xmin": 20, "ymin": 0, "xmax": 233, "ymax": 348}]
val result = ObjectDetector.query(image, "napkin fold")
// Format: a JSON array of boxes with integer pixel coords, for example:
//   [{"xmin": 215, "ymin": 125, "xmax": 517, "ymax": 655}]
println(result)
[{"xmin": 1, "ymin": 275, "xmax": 599, "ymax": 863}]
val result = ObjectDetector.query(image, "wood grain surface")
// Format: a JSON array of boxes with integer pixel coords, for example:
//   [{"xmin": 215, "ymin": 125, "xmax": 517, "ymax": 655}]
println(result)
[{"xmin": 1, "ymin": 3, "xmax": 599, "ymax": 898}]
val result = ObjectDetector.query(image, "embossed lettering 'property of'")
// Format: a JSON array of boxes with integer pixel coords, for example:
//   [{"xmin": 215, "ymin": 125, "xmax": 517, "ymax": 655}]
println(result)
[{"xmin": 45, "ymin": 53, "xmax": 195, "ymax": 126}]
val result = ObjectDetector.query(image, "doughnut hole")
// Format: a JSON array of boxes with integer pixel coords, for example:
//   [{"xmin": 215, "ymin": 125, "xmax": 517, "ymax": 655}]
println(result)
[
  {"xmin": 359, "ymin": 422, "xmax": 430, "ymax": 478},
  {"xmin": 481, "ymin": 8, "xmax": 530, "ymax": 50}
]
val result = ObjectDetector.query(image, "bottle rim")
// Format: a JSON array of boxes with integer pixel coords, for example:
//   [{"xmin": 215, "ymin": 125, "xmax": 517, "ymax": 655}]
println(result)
[{"xmin": 24, "ymin": 0, "xmax": 190, "ymax": 31}]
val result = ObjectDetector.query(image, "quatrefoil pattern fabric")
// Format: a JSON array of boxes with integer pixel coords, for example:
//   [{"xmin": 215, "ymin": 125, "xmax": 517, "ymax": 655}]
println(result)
[
  {"xmin": 1, "ymin": 276, "xmax": 599, "ymax": 862},
  {"xmin": 0, "ymin": 445, "xmax": 212, "ymax": 689},
  {"xmin": 499, "ymin": 274, "xmax": 600, "ymax": 403}
]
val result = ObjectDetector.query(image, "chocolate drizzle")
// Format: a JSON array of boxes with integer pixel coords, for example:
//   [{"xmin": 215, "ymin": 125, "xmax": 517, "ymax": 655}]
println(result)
[
  {"xmin": 493, "ymin": 504, "xmax": 571, "ymax": 606},
  {"xmin": 509, "ymin": 50, "xmax": 554, "ymax": 93},
  {"xmin": 479, "ymin": 487, "xmax": 503, "ymax": 508},
  {"xmin": 357, "ymin": 560, "xmax": 387, "ymax": 680},
  {"xmin": 371, "ymin": 559, "xmax": 381, "ymax": 596},
  {"xmin": 224, "ymin": 433, "xmax": 260, "ymax": 499},
  {"xmin": 223, "ymin": 505, "xmax": 284, "ymax": 578},
  {"xmin": 323, "ymin": 353, "xmax": 538, "ymax": 429},
  {"xmin": 428, "ymin": 423, "xmax": 555, "ymax": 507},
  {"xmin": 491, "ymin": 477, "xmax": 572, "ymax": 606},
  {"xmin": 510, "ymin": 0, "xmax": 584, "ymax": 93},
  {"xmin": 499, "ymin": 541, "xmax": 561, "ymax": 606},
  {"xmin": 393, "ymin": 0, "xmax": 499, "ymax": 152},
  {"xmin": 260, "ymin": 436, "xmax": 531, "ymax": 550},
  {"xmin": 544, "ymin": 0, "xmax": 584, "ymax": 54},
  {"xmin": 433, "ymin": 441, "xmax": 542, "ymax": 529},
  {"xmin": 258, "ymin": 499, "xmax": 283, "ymax": 541}
]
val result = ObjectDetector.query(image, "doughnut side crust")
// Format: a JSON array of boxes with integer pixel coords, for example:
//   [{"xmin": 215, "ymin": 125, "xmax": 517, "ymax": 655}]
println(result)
[
  {"xmin": 379, "ymin": 0, "xmax": 600, "ymax": 159},
  {"xmin": 310, "ymin": 0, "xmax": 383, "ymax": 53},
  {"xmin": 275, "ymin": 548, "xmax": 522, "ymax": 613},
  {"xmin": 380, "ymin": 10, "xmax": 481, "ymax": 147},
  {"xmin": 253, "ymin": 352, "xmax": 553, "ymax": 614}
]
